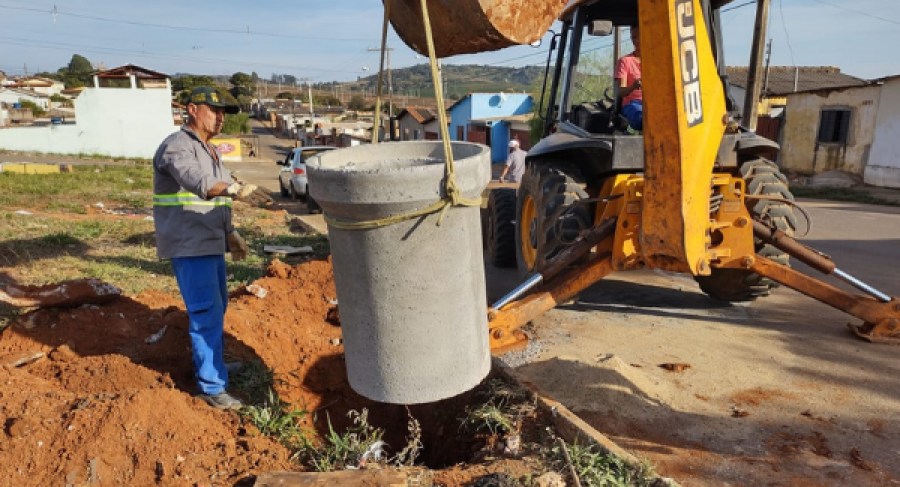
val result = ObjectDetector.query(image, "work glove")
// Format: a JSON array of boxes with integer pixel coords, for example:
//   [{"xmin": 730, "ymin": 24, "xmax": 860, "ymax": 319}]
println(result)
[
  {"xmin": 225, "ymin": 182, "xmax": 242, "ymax": 198},
  {"xmin": 499, "ymin": 176, "xmax": 505, "ymax": 183},
  {"xmin": 236, "ymin": 184, "xmax": 258, "ymax": 200},
  {"xmin": 227, "ymin": 230, "xmax": 249, "ymax": 261}
]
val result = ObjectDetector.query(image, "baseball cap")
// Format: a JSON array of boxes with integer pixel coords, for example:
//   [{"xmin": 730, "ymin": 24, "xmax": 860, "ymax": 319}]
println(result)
[
  {"xmin": 188, "ymin": 86, "xmax": 239, "ymax": 114},
  {"xmin": 508, "ymin": 139, "xmax": 520, "ymax": 148}
]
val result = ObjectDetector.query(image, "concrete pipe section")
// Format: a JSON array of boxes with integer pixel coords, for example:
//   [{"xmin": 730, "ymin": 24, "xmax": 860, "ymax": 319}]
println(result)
[
  {"xmin": 308, "ymin": 141, "xmax": 492, "ymax": 404},
  {"xmin": 384, "ymin": 0, "xmax": 565, "ymax": 57}
]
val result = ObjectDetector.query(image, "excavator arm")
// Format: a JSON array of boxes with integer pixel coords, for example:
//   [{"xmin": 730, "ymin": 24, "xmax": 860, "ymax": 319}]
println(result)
[{"xmin": 384, "ymin": 0, "xmax": 900, "ymax": 347}]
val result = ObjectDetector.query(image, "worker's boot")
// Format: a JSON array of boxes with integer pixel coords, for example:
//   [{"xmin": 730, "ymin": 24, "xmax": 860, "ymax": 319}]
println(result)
[{"xmin": 196, "ymin": 391, "xmax": 243, "ymax": 410}]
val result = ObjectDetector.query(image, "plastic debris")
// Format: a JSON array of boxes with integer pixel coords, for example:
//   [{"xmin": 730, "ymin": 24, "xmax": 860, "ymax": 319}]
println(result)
[
  {"xmin": 145, "ymin": 325, "xmax": 168, "ymax": 344},
  {"xmin": 246, "ymin": 284, "xmax": 268, "ymax": 299}
]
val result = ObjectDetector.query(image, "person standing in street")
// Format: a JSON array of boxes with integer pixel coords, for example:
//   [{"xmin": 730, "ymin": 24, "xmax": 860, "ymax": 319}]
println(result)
[
  {"xmin": 500, "ymin": 139, "xmax": 527, "ymax": 183},
  {"xmin": 152, "ymin": 86, "xmax": 250, "ymax": 410}
]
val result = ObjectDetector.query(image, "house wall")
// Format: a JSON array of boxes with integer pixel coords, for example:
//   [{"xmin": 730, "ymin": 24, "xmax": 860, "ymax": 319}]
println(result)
[
  {"xmin": 423, "ymin": 119, "xmax": 442, "ymax": 139},
  {"xmin": 0, "ymin": 86, "xmax": 175, "ymax": 158},
  {"xmin": 397, "ymin": 115, "xmax": 426, "ymax": 141},
  {"xmin": 449, "ymin": 97, "xmax": 473, "ymax": 141},
  {"xmin": 865, "ymin": 77, "xmax": 900, "ymax": 188},
  {"xmin": 0, "ymin": 90, "xmax": 49, "ymax": 110},
  {"xmin": 780, "ymin": 85, "xmax": 880, "ymax": 175}
]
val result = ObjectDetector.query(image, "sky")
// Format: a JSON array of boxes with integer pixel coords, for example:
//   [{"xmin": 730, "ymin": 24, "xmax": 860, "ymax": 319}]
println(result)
[{"xmin": 1, "ymin": 0, "xmax": 898, "ymax": 87}]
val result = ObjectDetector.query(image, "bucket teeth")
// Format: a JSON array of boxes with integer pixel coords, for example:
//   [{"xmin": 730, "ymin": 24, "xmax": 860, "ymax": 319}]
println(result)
[{"xmin": 848, "ymin": 319, "xmax": 900, "ymax": 345}]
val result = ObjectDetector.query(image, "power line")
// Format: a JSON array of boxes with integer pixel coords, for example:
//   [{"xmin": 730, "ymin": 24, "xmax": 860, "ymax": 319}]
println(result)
[
  {"xmin": 0, "ymin": 4, "xmax": 374, "ymax": 42},
  {"xmin": 777, "ymin": 0, "xmax": 796, "ymax": 66},
  {"xmin": 806, "ymin": 0, "xmax": 900, "ymax": 26},
  {"xmin": 722, "ymin": 1, "xmax": 756, "ymax": 13},
  {"xmin": 0, "ymin": 35, "xmax": 363, "ymax": 75}
]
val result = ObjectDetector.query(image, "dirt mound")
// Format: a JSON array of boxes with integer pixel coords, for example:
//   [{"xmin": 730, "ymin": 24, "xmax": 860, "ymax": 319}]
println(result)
[
  {"xmin": 0, "ymin": 258, "xmax": 533, "ymax": 486},
  {"xmin": 0, "ymin": 258, "xmax": 370, "ymax": 486}
]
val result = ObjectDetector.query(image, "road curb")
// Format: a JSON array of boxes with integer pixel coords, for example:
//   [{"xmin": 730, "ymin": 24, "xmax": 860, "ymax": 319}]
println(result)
[{"xmin": 493, "ymin": 357, "xmax": 680, "ymax": 487}]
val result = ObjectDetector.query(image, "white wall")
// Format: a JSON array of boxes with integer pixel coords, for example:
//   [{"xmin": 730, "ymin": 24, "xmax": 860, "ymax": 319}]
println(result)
[
  {"xmin": 0, "ymin": 89, "xmax": 49, "ymax": 109},
  {"xmin": 865, "ymin": 78, "xmax": 900, "ymax": 188},
  {"xmin": 0, "ymin": 86, "xmax": 176, "ymax": 159}
]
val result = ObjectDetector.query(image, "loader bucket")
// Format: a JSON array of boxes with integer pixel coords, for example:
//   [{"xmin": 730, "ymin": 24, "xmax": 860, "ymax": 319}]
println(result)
[{"xmin": 385, "ymin": 0, "xmax": 568, "ymax": 57}]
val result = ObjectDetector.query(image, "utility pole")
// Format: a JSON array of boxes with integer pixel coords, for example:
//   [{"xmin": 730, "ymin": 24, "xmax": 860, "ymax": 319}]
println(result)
[
  {"xmin": 762, "ymin": 39, "xmax": 773, "ymax": 94},
  {"xmin": 299, "ymin": 78, "xmax": 313, "ymax": 117},
  {"xmin": 743, "ymin": 0, "xmax": 771, "ymax": 131},
  {"xmin": 367, "ymin": 46, "xmax": 395, "ymax": 118}
]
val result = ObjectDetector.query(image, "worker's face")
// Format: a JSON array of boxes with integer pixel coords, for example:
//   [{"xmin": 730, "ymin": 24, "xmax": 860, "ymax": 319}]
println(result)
[
  {"xmin": 631, "ymin": 28, "xmax": 640, "ymax": 50},
  {"xmin": 188, "ymin": 103, "xmax": 225, "ymax": 138}
]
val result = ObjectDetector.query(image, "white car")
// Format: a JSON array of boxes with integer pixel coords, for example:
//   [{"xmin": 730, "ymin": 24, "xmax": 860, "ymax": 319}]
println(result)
[{"xmin": 277, "ymin": 146, "xmax": 336, "ymax": 201}]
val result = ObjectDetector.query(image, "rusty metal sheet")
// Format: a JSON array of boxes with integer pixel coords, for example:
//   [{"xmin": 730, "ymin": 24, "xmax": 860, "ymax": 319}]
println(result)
[{"xmin": 385, "ymin": 0, "xmax": 568, "ymax": 57}]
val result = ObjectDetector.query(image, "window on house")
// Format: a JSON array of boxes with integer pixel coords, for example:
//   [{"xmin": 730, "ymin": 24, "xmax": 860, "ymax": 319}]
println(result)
[
  {"xmin": 817, "ymin": 108, "xmax": 851, "ymax": 144},
  {"xmin": 414, "ymin": 129, "xmax": 421, "ymax": 140}
]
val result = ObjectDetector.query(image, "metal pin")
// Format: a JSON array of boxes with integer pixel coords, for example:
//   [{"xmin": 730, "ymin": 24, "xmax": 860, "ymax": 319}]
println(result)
[
  {"xmin": 833, "ymin": 268, "xmax": 892, "ymax": 303},
  {"xmin": 492, "ymin": 273, "xmax": 544, "ymax": 310}
]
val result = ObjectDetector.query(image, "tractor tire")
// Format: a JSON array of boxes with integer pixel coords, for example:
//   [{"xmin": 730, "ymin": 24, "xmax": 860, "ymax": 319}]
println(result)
[
  {"xmin": 695, "ymin": 158, "xmax": 798, "ymax": 302},
  {"xmin": 515, "ymin": 162, "xmax": 592, "ymax": 277},
  {"xmin": 485, "ymin": 188, "xmax": 517, "ymax": 268}
]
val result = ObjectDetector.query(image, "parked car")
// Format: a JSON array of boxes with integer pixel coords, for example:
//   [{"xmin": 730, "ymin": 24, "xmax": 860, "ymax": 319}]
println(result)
[{"xmin": 277, "ymin": 146, "xmax": 336, "ymax": 201}]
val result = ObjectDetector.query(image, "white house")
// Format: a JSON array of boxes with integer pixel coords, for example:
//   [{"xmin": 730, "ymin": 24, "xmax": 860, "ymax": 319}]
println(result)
[
  {"xmin": 0, "ymin": 65, "xmax": 176, "ymax": 159},
  {"xmin": 864, "ymin": 75, "xmax": 900, "ymax": 189},
  {"xmin": 0, "ymin": 87, "xmax": 50, "ymax": 110}
]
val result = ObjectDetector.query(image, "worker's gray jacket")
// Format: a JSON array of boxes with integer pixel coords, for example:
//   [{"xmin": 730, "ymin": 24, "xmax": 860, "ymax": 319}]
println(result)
[{"xmin": 152, "ymin": 126, "xmax": 234, "ymax": 259}]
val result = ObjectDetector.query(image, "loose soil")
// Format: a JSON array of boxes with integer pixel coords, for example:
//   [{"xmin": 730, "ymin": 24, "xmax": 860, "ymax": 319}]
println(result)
[{"xmin": 0, "ymin": 258, "xmax": 555, "ymax": 487}]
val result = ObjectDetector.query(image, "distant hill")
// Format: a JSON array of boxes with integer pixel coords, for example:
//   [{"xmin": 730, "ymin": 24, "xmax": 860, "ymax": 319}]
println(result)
[{"xmin": 318, "ymin": 64, "xmax": 545, "ymax": 100}]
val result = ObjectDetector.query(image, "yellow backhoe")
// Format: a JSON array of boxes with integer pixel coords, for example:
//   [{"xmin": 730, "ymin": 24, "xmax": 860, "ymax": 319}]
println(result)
[{"xmin": 384, "ymin": 0, "xmax": 900, "ymax": 350}]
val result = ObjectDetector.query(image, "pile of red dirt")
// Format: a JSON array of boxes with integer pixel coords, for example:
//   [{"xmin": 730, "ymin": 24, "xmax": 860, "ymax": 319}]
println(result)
[{"xmin": 0, "ymin": 258, "xmax": 525, "ymax": 486}]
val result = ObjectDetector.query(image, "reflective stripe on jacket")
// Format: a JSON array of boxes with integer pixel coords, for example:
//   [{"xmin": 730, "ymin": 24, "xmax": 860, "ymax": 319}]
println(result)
[{"xmin": 153, "ymin": 126, "xmax": 233, "ymax": 259}]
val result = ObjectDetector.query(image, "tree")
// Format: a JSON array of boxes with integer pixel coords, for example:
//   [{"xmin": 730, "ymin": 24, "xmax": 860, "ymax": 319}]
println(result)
[
  {"xmin": 229, "ymin": 86, "xmax": 252, "ymax": 98},
  {"xmin": 67, "ymin": 54, "xmax": 92, "ymax": 75},
  {"xmin": 172, "ymin": 75, "xmax": 216, "ymax": 93},
  {"xmin": 18, "ymin": 99, "xmax": 46, "ymax": 118},
  {"xmin": 222, "ymin": 113, "xmax": 250, "ymax": 134},
  {"xmin": 275, "ymin": 92, "xmax": 294, "ymax": 100},
  {"xmin": 250, "ymin": 72, "xmax": 259, "ymax": 84},
  {"xmin": 229, "ymin": 72, "xmax": 252, "ymax": 89},
  {"xmin": 318, "ymin": 95, "xmax": 341, "ymax": 107},
  {"xmin": 173, "ymin": 75, "xmax": 218, "ymax": 105},
  {"xmin": 58, "ymin": 54, "xmax": 94, "ymax": 89},
  {"xmin": 348, "ymin": 94, "xmax": 367, "ymax": 111}
]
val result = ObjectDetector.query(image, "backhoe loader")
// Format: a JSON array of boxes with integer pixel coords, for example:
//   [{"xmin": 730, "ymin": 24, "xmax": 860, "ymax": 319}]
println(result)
[{"xmin": 384, "ymin": 0, "xmax": 900, "ymax": 350}]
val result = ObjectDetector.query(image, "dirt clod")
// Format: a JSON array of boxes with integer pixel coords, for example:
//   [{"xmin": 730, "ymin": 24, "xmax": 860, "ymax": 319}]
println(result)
[
  {"xmin": 658, "ymin": 363, "xmax": 691, "ymax": 372},
  {"xmin": 49, "ymin": 344, "xmax": 77, "ymax": 362}
]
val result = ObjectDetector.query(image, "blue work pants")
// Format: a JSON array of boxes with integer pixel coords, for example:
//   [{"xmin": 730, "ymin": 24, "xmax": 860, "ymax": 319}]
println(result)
[
  {"xmin": 622, "ymin": 100, "xmax": 643, "ymax": 131},
  {"xmin": 171, "ymin": 255, "xmax": 229, "ymax": 395}
]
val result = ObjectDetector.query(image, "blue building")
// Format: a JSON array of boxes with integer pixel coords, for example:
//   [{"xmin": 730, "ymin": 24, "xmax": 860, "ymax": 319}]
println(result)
[{"xmin": 448, "ymin": 93, "xmax": 533, "ymax": 163}]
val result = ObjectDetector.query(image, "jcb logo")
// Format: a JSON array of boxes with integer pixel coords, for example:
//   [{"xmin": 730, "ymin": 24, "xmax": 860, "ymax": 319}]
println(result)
[{"xmin": 677, "ymin": 0, "xmax": 703, "ymax": 127}]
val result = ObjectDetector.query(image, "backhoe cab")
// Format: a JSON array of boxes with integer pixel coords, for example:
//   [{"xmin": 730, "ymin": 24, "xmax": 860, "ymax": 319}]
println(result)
[{"xmin": 385, "ymin": 0, "xmax": 900, "ymax": 349}]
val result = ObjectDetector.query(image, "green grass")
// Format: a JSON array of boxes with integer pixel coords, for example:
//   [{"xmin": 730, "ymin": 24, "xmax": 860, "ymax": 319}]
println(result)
[
  {"xmin": 230, "ymin": 359, "xmax": 279, "ymax": 405},
  {"xmin": 240, "ymin": 389, "xmax": 312, "ymax": 451},
  {"xmin": 0, "ymin": 165, "xmax": 154, "ymax": 210},
  {"xmin": 791, "ymin": 186, "xmax": 900, "ymax": 207},
  {"xmin": 461, "ymin": 379, "xmax": 532, "ymax": 436},
  {"xmin": 302, "ymin": 409, "xmax": 387, "ymax": 472},
  {"xmin": 551, "ymin": 441, "xmax": 657, "ymax": 487}
]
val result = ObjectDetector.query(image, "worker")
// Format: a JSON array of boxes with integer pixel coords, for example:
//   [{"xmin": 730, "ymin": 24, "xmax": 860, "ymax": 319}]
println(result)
[
  {"xmin": 614, "ymin": 25, "xmax": 643, "ymax": 131},
  {"xmin": 152, "ymin": 86, "xmax": 249, "ymax": 410},
  {"xmin": 499, "ymin": 139, "xmax": 526, "ymax": 183}
]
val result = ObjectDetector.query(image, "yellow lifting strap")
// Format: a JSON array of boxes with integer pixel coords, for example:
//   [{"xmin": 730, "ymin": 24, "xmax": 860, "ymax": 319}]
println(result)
[{"xmin": 324, "ymin": 0, "xmax": 480, "ymax": 231}]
